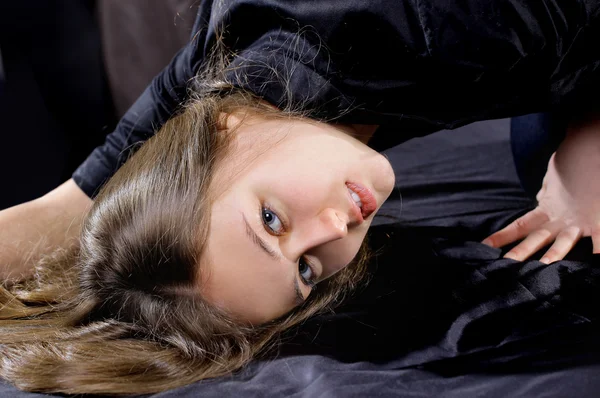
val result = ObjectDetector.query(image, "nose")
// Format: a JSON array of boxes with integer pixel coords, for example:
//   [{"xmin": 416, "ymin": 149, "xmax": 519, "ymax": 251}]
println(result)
[
  {"xmin": 285, "ymin": 208, "xmax": 350, "ymax": 260},
  {"xmin": 313, "ymin": 207, "xmax": 348, "ymax": 244}
]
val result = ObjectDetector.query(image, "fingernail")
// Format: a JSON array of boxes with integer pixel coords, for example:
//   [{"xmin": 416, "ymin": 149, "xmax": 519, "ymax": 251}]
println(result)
[
  {"xmin": 482, "ymin": 239, "xmax": 492, "ymax": 246},
  {"xmin": 504, "ymin": 253, "xmax": 516, "ymax": 260},
  {"xmin": 540, "ymin": 257, "xmax": 550, "ymax": 264}
]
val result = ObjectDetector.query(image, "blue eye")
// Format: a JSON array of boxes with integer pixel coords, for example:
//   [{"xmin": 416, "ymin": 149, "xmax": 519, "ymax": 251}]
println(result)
[
  {"xmin": 262, "ymin": 207, "xmax": 284, "ymax": 234},
  {"xmin": 260, "ymin": 205, "xmax": 316, "ymax": 290},
  {"xmin": 299, "ymin": 257, "xmax": 316, "ymax": 288}
]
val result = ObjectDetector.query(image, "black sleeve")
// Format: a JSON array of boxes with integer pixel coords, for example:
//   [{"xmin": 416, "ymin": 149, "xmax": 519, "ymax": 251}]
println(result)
[
  {"xmin": 205, "ymin": 0, "xmax": 600, "ymax": 151},
  {"xmin": 71, "ymin": 0, "xmax": 600, "ymax": 191},
  {"xmin": 71, "ymin": 5, "xmax": 211, "ymax": 198},
  {"xmin": 344, "ymin": 0, "xmax": 600, "ymax": 150}
]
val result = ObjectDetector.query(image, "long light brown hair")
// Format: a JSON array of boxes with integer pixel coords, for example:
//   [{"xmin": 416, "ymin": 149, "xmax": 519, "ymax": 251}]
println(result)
[{"xmin": 0, "ymin": 57, "xmax": 371, "ymax": 395}]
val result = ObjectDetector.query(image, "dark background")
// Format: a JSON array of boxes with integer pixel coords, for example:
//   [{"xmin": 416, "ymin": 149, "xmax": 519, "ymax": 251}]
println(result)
[
  {"xmin": 0, "ymin": 0, "xmax": 197, "ymax": 210},
  {"xmin": 0, "ymin": 1, "xmax": 115, "ymax": 209}
]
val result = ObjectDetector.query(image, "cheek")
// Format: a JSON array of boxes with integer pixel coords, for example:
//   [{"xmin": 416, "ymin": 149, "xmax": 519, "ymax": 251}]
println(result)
[
  {"xmin": 256, "ymin": 148, "xmax": 345, "ymax": 191},
  {"xmin": 261, "ymin": 161, "xmax": 345, "ymax": 204},
  {"xmin": 264, "ymin": 176, "xmax": 332, "ymax": 213}
]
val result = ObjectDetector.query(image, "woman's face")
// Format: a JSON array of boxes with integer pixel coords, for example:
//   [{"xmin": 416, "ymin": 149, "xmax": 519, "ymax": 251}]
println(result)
[{"xmin": 200, "ymin": 113, "xmax": 395, "ymax": 324}]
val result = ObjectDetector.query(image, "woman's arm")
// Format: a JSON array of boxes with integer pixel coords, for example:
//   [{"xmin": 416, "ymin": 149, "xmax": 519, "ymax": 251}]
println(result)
[
  {"xmin": 0, "ymin": 4, "xmax": 214, "ymax": 276},
  {"xmin": 0, "ymin": 179, "xmax": 92, "ymax": 281},
  {"xmin": 72, "ymin": 34, "xmax": 204, "ymax": 198},
  {"xmin": 483, "ymin": 112, "xmax": 600, "ymax": 261}
]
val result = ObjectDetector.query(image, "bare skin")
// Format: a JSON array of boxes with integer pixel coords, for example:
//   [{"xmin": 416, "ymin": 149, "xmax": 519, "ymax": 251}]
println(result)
[
  {"xmin": 200, "ymin": 115, "xmax": 395, "ymax": 323},
  {"xmin": 0, "ymin": 179, "xmax": 92, "ymax": 281},
  {"xmin": 0, "ymin": 120, "xmax": 376, "ymax": 285},
  {"xmin": 1, "ymin": 112, "xmax": 598, "ymax": 294},
  {"xmin": 483, "ymin": 114, "xmax": 600, "ymax": 262}
]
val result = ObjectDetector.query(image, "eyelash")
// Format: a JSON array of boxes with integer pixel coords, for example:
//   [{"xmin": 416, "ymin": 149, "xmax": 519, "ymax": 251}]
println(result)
[{"xmin": 260, "ymin": 204, "xmax": 317, "ymax": 289}]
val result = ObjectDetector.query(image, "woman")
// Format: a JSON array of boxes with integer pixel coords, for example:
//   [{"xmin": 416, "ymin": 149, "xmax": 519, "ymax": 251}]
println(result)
[{"xmin": 1, "ymin": 0, "xmax": 600, "ymax": 394}]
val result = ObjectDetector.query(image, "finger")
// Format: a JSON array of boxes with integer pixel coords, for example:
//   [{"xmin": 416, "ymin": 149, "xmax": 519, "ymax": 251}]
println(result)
[
  {"xmin": 504, "ymin": 223, "xmax": 559, "ymax": 261},
  {"xmin": 482, "ymin": 208, "xmax": 550, "ymax": 248},
  {"xmin": 592, "ymin": 225, "xmax": 600, "ymax": 254},
  {"xmin": 539, "ymin": 226, "xmax": 582, "ymax": 264}
]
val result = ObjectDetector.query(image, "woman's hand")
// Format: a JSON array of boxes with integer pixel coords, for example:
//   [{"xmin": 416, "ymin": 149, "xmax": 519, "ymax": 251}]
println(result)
[
  {"xmin": 0, "ymin": 179, "xmax": 92, "ymax": 281},
  {"xmin": 482, "ymin": 115, "xmax": 600, "ymax": 263}
]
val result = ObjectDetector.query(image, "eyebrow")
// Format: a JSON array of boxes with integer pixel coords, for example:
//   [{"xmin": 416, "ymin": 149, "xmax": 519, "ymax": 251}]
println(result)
[{"xmin": 242, "ymin": 214, "xmax": 306, "ymax": 305}]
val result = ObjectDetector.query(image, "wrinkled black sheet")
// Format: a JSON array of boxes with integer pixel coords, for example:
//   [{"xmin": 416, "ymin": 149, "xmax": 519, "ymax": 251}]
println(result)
[{"xmin": 2, "ymin": 119, "xmax": 599, "ymax": 397}]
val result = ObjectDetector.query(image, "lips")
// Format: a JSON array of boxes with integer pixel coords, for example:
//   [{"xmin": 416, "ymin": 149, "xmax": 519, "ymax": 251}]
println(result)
[{"xmin": 346, "ymin": 182, "xmax": 378, "ymax": 220}]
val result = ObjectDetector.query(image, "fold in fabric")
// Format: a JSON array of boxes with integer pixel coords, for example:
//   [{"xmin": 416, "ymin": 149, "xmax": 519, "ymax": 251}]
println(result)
[{"xmin": 281, "ymin": 225, "xmax": 600, "ymax": 374}]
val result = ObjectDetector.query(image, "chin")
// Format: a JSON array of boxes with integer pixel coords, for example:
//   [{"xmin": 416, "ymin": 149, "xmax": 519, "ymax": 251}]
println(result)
[{"xmin": 376, "ymin": 155, "xmax": 396, "ymax": 198}]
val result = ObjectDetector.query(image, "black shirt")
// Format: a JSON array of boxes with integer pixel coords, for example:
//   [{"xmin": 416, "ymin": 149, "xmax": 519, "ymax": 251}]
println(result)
[{"xmin": 73, "ymin": 0, "xmax": 600, "ymax": 198}]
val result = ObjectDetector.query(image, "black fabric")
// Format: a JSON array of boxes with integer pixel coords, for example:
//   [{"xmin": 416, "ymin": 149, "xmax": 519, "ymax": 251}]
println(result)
[
  {"xmin": 0, "ymin": 0, "xmax": 116, "ymax": 209},
  {"xmin": 4, "ymin": 118, "xmax": 600, "ymax": 397},
  {"xmin": 73, "ymin": 0, "xmax": 600, "ymax": 198}
]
